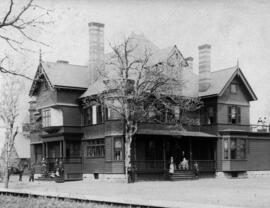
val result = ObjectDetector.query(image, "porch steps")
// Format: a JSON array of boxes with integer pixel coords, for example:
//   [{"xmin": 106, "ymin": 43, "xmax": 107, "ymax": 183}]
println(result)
[{"xmin": 170, "ymin": 170, "xmax": 196, "ymax": 181}]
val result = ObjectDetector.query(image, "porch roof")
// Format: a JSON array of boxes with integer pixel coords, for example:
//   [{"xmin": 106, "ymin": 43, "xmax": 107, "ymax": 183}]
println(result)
[{"xmin": 137, "ymin": 129, "xmax": 217, "ymax": 138}]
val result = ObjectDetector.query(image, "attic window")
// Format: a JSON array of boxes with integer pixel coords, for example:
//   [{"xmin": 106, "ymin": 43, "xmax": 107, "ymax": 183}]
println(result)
[{"xmin": 230, "ymin": 84, "xmax": 237, "ymax": 94}]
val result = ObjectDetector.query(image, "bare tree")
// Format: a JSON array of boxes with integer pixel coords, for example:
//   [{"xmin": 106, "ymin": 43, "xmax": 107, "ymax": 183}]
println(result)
[
  {"xmin": 83, "ymin": 38, "xmax": 202, "ymax": 182},
  {"xmin": 0, "ymin": 73, "xmax": 23, "ymax": 188},
  {"xmin": 0, "ymin": 0, "xmax": 51, "ymax": 79}
]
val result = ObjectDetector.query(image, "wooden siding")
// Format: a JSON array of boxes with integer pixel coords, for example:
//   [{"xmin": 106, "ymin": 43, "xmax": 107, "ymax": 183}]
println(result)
[
  {"xmin": 218, "ymin": 76, "xmax": 250, "ymax": 105},
  {"xmin": 57, "ymin": 89, "xmax": 83, "ymax": 105},
  {"xmin": 105, "ymin": 137, "xmax": 113, "ymax": 161},
  {"xmin": 216, "ymin": 138, "xmax": 222, "ymax": 171},
  {"xmin": 83, "ymin": 120, "xmax": 123, "ymax": 139},
  {"xmin": 62, "ymin": 106, "xmax": 82, "ymax": 126},
  {"xmin": 36, "ymin": 84, "xmax": 57, "ymax": 109},
  {"xmin": 111, "ymin": 161, "xmax": 124, "ymax": 173},
  {"xmin": 217, "ymin": 103, "xmax": 250, "ymax": 125},
  {"xmin": 246, "ymin": 139, "xmax": 270, "ymax": 170}
]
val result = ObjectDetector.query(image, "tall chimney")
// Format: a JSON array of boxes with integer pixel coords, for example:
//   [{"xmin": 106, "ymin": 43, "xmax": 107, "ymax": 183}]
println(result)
[
  {"xmin": 186, "ymin": 56, "xmax": 193, "ymax": 71},
  {"xmin": 88, "ymin": 22, "xmax": 104, "ymax": 84},
  {"xmin": 198, "ymin": 44, "xmax": 211, "ymax": 92}
]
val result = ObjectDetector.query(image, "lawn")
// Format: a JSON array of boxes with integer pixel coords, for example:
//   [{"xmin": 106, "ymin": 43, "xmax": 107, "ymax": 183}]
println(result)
[
  {"xmin": 1, "ymin": 175, "xmax": 270, "ymax": 208},
  {"xmin": 0, "ymin": 195, "xmax": 124, "ymax": 208}
]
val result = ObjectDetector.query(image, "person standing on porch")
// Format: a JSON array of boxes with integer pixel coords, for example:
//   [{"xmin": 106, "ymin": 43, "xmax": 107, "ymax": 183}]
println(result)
[{"xmin": 169, "ymin": 157, "xmax": 175, "ymax": 174}]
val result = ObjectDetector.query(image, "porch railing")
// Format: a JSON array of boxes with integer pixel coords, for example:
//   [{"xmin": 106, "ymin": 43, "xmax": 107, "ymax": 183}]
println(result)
[
  {"xmin": 131, "ymin": 160, "xmax": 216, "ymax": 173},
  {"xmin": 46, "ymin": 157, "xmax": 82, "ymax": 172},
  {"xmin": 131, "ymin": 160, "xmax": 165, "ymax": 172},
  {"xmin": 190, "ymin": 160, "xmax": 216, "ymax": 172}
]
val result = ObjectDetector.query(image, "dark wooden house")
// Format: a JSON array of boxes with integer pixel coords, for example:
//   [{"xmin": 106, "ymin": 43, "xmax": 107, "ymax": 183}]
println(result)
[{"xmin": 29, "ymin": 22, "xmax": 270, "ymax": 181}]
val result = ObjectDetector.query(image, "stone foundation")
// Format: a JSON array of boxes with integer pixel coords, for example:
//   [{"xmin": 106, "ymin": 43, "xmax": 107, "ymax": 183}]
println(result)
[
  {"xmin": 34, "ymin": 174, "xmax": 42, "ymax": 179},
  {"xmin": 216, "ymin": 171, "xmax": 270, "ymax": 179},
  {"xmin": 83, "ymin": 173, "xmax": 126, "ymax": 182},
  {"xmin": 247, "ymin": 171, "xmax": 270, "ymax": 178}
]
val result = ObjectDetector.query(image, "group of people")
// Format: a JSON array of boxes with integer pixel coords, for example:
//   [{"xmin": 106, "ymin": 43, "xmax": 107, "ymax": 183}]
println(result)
[
  {"xmin": 257, "ymin": 117, "xmax": 269, "ymax": 132},
  {"xmin": 169, "ymin": 156, "xmax": 199, "ymax": 177}
]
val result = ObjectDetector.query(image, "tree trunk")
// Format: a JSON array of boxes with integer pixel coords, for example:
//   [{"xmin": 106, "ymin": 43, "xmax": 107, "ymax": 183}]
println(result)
[
  {"xmin": 4, "ymin": 163, "xmax": 9, "ymax": 188},
  {"xmin": 124, "ymin": 121, "xmax": 133, "ymax": 183}
]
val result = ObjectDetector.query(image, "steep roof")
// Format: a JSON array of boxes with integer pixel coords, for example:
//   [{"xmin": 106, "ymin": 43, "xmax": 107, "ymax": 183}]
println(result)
[
  {"xmin": 29, "ymin": 61, "xmax": 90, "ymax": 96},
  {"xmin": 42, "ymin": 62, "xmax": 90, "ymax": 89},
  {"xmin": 199, "ymin": 66, "xmax": 257, "ymax": 101}
]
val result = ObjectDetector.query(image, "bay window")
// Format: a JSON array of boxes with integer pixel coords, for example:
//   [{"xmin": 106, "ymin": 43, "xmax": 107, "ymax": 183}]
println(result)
[
  {"xmin": 42, "ymin": 108, "xmax": 51, "ymax": 127},
  {"xmin": 223, "ymin": 137, "xmax": 246, "ymax": 160}
]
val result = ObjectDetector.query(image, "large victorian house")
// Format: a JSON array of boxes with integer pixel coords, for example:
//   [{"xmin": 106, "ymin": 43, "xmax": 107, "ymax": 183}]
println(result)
[{"xmin": 28, "ymin": 22, "xmax": 270, "ymax": 181}]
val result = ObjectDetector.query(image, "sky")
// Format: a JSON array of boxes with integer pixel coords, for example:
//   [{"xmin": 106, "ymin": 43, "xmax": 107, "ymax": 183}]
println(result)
[{"xmin": 1, "ymin": 0, "xmax": 270, "ymax": 124}]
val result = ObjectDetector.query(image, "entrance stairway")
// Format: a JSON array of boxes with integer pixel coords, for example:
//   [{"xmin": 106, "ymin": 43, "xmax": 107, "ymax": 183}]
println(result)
[{"xmin": 169, "ymin": 170, "xmax": 196, "ymax": 181}]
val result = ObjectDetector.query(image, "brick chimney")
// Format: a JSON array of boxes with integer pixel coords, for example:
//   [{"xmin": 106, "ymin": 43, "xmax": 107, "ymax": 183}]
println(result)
[
  {"xmin": 198, "ymin": 44, "xmax": 211, "ymax": 92},
  {"xmin": 88, "ymin": 22, "xmax": 105, "ymax": 84},
  {"xmin": 185, "ymin": 56, "xmax": 193, "ymax": 71}
]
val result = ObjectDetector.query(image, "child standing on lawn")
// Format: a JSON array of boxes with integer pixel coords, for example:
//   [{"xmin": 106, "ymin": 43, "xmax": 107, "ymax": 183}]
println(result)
[{"xmin": 29, "ymin": 163, "xmax": 35, "ymax": 182}]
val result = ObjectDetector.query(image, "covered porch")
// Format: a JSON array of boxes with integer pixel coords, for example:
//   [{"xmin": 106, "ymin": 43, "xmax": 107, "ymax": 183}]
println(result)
[
  {"xmin": 32, "ymin": 135, "xmax": 82, "ymax": 180},
  {"xmin": 132, "ymin": 128, "xmax": 217, "ymax": 180}
]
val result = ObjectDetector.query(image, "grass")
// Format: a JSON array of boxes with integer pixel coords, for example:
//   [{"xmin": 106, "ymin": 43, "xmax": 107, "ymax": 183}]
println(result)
[{"xmin": 0, "ymin": 195, "xmax": 128, "ymax": 208}]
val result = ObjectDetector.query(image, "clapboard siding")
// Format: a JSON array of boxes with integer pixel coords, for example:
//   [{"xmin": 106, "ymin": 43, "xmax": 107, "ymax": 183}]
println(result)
[
  {"xmin": 36, "ymin": 84, "xmax": 57, "ymax": 109},
  {"xmin": 105, "ymin": 137, "xmax": 113, "ymax": 161},
  {"xmin": 111, "ymin": 161, "xmax": 125, "ymax": 173},
  {"xmin": 83, "ymin": 158, "xmax": 106, "ymax": 173},
  {"xmin": 247, "ymin": 139, "xmax": 270, "ymax": 170},
  {"xmin": 216, "ymin": 138, "xmax": 222, "ymax": 171}
]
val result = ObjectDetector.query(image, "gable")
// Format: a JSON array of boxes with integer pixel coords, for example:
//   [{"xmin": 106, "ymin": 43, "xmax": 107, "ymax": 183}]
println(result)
[
  {"xmin": 219, "ymin": 68, "xmax": 257, "ymax": 101},
  {"xmin": 199, "ymin": 67, "xmax": 257, "ymax": 101},
  {"xmin": 29, "ymin": 63, "xmax": 53, "ymax": 96},
  {"xmin": 219, "ymin": 76, "xmax": 251, "ymax": 105}
]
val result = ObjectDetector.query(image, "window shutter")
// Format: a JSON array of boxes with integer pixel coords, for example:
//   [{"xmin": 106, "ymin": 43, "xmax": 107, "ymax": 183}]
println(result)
[
  {"xmin": 237, "ymin": 106, "xmax": 241, "ymax": 124},
  {"xmin": 228, "ymin": 106, "xmax": 232, "ymax": 123}
]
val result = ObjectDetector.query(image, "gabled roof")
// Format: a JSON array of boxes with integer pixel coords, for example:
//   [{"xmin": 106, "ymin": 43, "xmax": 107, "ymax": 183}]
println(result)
[
  {"xmin": 29, "ymin": 61, "xmax": 90, "ymax": 96},
  {"xmin": 42, "ymin": 62, "xmax": 90, "ymax": 89},
  {"xmin": 199, "ymin": 66, "xmax": 257, "ymax": 101},
  {"xmin": 81, "ymin": 44, "xmax": 188, "ymax": 98}
]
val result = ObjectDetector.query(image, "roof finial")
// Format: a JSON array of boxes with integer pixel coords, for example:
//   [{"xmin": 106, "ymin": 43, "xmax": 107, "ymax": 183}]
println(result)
[
  {"xmin": 39, "ymin": 48, "xmax": 42, "ymax": 63},
  {"xmin": 236, "ymin": 58, "xmax": 239, "ymax": 68}
]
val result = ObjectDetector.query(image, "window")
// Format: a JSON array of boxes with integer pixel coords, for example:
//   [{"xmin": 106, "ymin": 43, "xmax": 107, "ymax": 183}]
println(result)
[
  {"xmin": 114, "ymin": 137, "xmax": 123, "ymax": 161},
  {"xmin": 230, "ymin": 84, "xmax": 237, "ymax": 93},
  {"xmin": 86, "ymin": 139, "xmax": 105, "ymax": 158},
  {"xmin": 83, "ymin": 107, "xmax": 92, "ymax": 125},
  {"xmin": 206, "ymin": 106, "xmax": 215, "ymax": 124},
  {"xmin": 228, "ymin": 106, "xmax": 241, "ymax": 124},
  {"xmin": 223, "ymin": 138, "xmax": 246, "ymax": 160},
  {"xmin": 231, "ymin": 138, "xmax": 246, "ymax": 160},
  {"xmin": 42, "ymin": 108, "xmax": 51, "ymax": 127},
  {"xmin": 83, "ymin": 105, "xmax": 104, "ymax": 126},
  {"xmin": 224, "ymin": 138, "xmax": 229, "ymax": 159},
  {"xmin": 35, "ymin": 144, "xmax": 43, "ymax": 163},
  {"xmin": 66, "ymin": 142, "xmax": 81, "ymax": 158}
]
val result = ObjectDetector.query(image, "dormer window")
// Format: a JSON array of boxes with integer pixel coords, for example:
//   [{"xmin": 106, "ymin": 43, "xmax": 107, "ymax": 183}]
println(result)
[{"xmin": 230, "ymin": 83, "xmax": 237, "ymax": 94}]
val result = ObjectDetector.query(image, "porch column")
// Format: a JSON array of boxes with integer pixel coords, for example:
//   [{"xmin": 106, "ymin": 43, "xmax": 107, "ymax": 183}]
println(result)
[
  {"xmin": 163, "ymin": 138, "xmax": 166, "ymax": 170},
  {"xmin": 189, "ymin": 139, "xmax": 192, "ymax": 162},
  {"xmin": 63, "ymin": 140, "xmax": 66, "ymax": 158},
  {"xmin": 45, "ymin": 143, "xmax": 48, "ymax": 158},
  {"xmin": 42, "ymin": 143, "xmax": 46, "ymax": 158},
  {"xmin": 60, "ymin": 141, "xmax": 63, "ymax": 158}
]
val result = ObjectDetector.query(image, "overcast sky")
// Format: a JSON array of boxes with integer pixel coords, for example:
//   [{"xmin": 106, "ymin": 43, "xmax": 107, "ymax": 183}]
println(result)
[{"xmin": 2, "ymin": 0, "xmax": 270, "ymax": 124}]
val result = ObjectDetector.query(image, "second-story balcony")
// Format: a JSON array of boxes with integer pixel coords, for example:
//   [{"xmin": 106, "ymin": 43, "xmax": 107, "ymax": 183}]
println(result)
[{"xmin": 189, "ymin": 123, "xmax": 270, "ymax": 135}]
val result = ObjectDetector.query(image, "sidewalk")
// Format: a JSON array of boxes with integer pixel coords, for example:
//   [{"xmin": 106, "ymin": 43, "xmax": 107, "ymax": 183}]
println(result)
[{"xmin": 1, "ymin": 176, "xmax": 269, "ymax": 208}]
